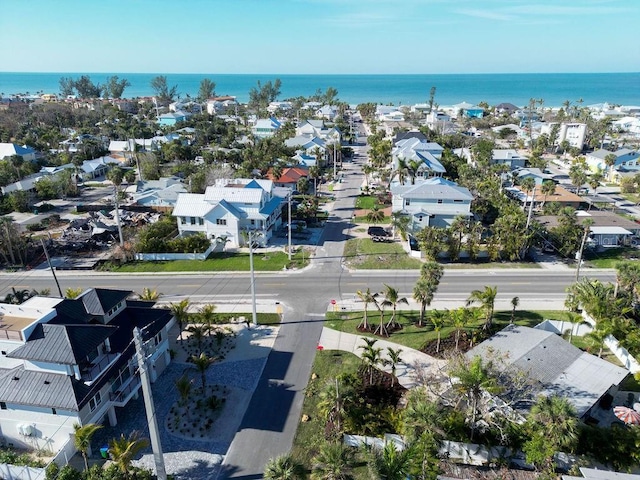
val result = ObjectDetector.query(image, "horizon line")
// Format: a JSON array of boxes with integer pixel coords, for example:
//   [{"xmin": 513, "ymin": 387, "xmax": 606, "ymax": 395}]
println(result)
[{"xmin": 2, "ymin": 71, "xmax": 639, "ymax": 76}]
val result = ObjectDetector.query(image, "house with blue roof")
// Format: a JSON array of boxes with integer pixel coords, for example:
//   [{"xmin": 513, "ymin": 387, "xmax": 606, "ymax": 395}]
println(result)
[
  {"xmin": 0, "ymin": 143, "xmax": 37, "ymax": 162},
  {"xmin": 252, "ymin": 117, "xmax": 282, "ymax": 139},
  {"xmin": 157, "ymin": 110, "xmax": 189, "ymax": 126},
  {"xmin": 391, "ymin": 177, "xmax": 474, "ymax": 232},
  {"xmin": 392, "ymin": 137, "xmax": 446, "ymax": 182},
  {"xmin": 172, "ymin": 178, "xmax": 284, "ymax": 247}
]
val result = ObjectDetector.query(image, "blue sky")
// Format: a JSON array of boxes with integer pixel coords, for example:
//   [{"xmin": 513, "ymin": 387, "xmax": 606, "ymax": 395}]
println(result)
[{"xmin": 2, "ymin": 0, "xmax": 638, "ymax": 74}]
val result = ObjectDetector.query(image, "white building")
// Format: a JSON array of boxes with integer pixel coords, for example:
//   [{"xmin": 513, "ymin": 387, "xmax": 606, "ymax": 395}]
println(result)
[
  {"xmin": 540, "ymin": 122, "xmax": 588, "ymax": 150},
  {"xmin": 391, "ymin": 177, "xmax": 473, "ymax": 232},
  {"xmin": 172, "ymin": 178, "xmax": 284, "ymax": 247}
]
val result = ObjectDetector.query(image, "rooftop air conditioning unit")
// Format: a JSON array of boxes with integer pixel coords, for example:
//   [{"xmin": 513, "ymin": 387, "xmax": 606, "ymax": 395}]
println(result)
[{"xmin": 17, "ymin": 424, "xmax": 34, "ymax": 436}]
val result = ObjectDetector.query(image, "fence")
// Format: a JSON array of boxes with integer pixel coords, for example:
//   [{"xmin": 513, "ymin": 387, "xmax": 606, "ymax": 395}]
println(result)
[{"xmin": 134, "ymin": 244, "xmax": 214, "ymax": 261}]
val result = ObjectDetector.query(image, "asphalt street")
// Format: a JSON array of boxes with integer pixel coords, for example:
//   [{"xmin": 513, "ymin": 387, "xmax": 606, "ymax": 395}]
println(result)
[{"xmin": 0, "ymin": 135, "xmax": 618, "ymax": 478}]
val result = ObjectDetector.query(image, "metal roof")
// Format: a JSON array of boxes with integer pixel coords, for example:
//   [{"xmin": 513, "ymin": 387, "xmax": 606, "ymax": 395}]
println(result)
[
  {"xmin": 172, "ymin": 193, "xmax": 215, "ymax": 217},
  {"xmin": 0, "ymin": 366, "xmax": 90, "ymax": 411},
  {"xmin": 9, "ymin": 323, "xmax": 117, "ymax": 365}
]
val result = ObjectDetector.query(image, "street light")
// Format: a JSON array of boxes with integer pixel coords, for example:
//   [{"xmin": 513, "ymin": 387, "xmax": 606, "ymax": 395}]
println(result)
[
  {"xmin": 246, "ymin": 229, "xmax": 262, "ymax": 327},
  {"xmin": 287, "ymin": 190, "xmax": 292, "ymax": 262}
]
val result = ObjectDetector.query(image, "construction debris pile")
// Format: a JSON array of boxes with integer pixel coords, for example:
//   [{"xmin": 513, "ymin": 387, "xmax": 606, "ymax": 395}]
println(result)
[{"xmin": 54, "ymin": 209, "xmax": 161, "ymax": 253}]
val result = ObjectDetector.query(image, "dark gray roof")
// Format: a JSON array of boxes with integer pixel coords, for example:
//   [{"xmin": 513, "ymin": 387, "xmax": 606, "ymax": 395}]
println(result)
[
  {"xmin": 468, "ymin": 325, "xmax": 628, "ymax": 416},
  {"xmin": 8, "ymin": 323, "xmax": 116, "ymax": 365},
  {"xmin": 80, "ymin": 288, "xmax": 130, "ymax": 316},
  {"xmin": 0, "ymin": 366, "xmax": 90, "ymax": 411}
]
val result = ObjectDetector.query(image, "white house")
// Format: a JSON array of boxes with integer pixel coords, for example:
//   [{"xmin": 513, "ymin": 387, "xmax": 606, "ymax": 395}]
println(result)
[
  {"xmin": 391, "ymin": 177, "xmax": 473, "ymax": 232},
  {"xmin": 0, "ymin": 143, "xmax": 37, "ymax": 162},
  {"xmin": 0, "ymin": 289, "xmax": 174, "ymax": 455},
  {"xmin": 392, "ymin": 138, "xmax": 446, "ymax": 180},
  {"xmin": 490, "ymin": 149, "xmax": 528, "ymax": 170},
  {"xmin": 540, "ymin": 122, "xmax": 588, "ymax": 150},
  {"xmin": 172, "ymin": 178, "xmax": 284, "ymax": 247},
  {"xmin": 252, "ymin": 118, "xmax": 282, "ymax": 139}
]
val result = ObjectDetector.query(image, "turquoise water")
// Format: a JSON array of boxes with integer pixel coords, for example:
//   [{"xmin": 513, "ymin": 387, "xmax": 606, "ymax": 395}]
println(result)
[{"xmin": 1, "ymin": 72, "xmax": 639, "ymax": 107}]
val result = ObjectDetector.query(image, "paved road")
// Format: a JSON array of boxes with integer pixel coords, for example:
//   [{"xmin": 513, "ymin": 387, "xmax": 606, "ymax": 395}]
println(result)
[{"xmin": 0, "ymin": 135, "xmax": 618, "ymax": 478}]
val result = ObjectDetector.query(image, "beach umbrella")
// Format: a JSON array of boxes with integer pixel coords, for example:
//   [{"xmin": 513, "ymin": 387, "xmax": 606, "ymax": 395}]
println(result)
[{"xmin": 613, "ymin": 406, "xmax": 640, "ymax": 425}]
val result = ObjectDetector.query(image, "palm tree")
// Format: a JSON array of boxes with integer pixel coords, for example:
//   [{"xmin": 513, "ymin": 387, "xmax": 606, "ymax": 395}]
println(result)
[
  {"xmin": 449, "ymin": 355, "xmax": 501, "ymax": 441},
  {"xmin": 392, "ymin": 157, "xmax": 409, "ymax": 185},
  {"xmin": 311, "ymin": 442, "xmax": 354, "ymax": 480},
  {"xmin": 540, "ymin": 180, "xmax": 556, "ymax": 209},
  {"xmin": 175, "ymin": 374, "xmax": 192, "ymax": 407},
  {"xmin": 413, "ymin": 278, "xmax": 435, "ymax": 327},
  {"xmin": 367, "ymin": 441, "xmax": 416, "ymax": 480},
  {"xmin": 191, "ymin": 352, "xmax": 215, "ymax": 389},
  {"xmin": 449, "ymin": 308, "xmax": 468, "ymax": 351},
  {"xmin": 589, "ymin": 171, "xmax": 604, "ymax": 193},
  {"xmin": 187, "ymin": 324, "xmax": 208, "ymax": 354},
  {"xmin": 65, "ymin": 287, "xmax": 83, "ymax": 299},
  {"xmin": 385, "ymin": 347, "xmax": 403, "ymax": 386},
  {"xmin": 615, "ymin": 261, "xmax": 640, "ymax": 302},
  {"xmin": 362, "ymin": 163, "xmax": 375, "ymax": 188},
  {"xmin": 107, "ymin": 166, "xmax": 126, "ymax": 246},
  {"xmin": 108, "ymin": 431, "xmax": 150, "ymax": 479},
  {"xmin": 170, "ymin": 298, "xmax": 191, "ymax": 344},
  {"xmin": 359, "ymin": 338, "xmax": 383, "ymax": 384},
  {"xmin": 73, "ymin": 423, "xmax": 103, "ymax": 471},
  {"xmin": 372, "ymin": 293, "xmax": 388, "ymax": 337},
  {"xmin": 137, "ymin": 287, "xmax": 161, "ymax": 301},
  {"xmin": 381, "ymin": 284, "xmax": 408, "ymax": 330},
  {"xmin": 356, "ymin": 288, "xmax": 376, "ymax": 330},
  {"xmin": 430, "ymin": 310, "xmax": 447, "ymax": 354},
  {"xmin": 585, "ymin": 324, "xmax": 612, "ymax": 358},
  {"xmin": 604, "ymin": 153, "xmax": 617, "ymax": 181},
  {"xmin": 528, "ymin": 395, "xmax": 578, "ymax": 451},
  {"xmin": 510, "ymin": 296, "xmax": 519, "ymax": 324},
  {"xmin": 520, "ymin": 177, "xmax": 536, "ymax": 228},
  {"xmin": 414, "ymin": 261, "xmax": 444, "ymax": 326},
  {"xmin": 466, "ymin": 286, "xmax": 498, "ymax": 331},
  {"xmin": 199, "ymin": 303, "xmax": 217, "ymax": 337},
  {"xmin": 390, "ymin": 211, "xmax": 410, "ymax": 240},
  {"xmin": 264, "ymin": 454, "xmax": 307, "ymax": 480},
  {"xmin": 366, "ymin": 206, "xmax": 385, "ymax": 225}
]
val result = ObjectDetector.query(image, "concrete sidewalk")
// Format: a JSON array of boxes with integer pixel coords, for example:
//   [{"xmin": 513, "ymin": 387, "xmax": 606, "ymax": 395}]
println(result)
[{"xmin": 318, "ymin": 327, "xmax": 447, "ymax": 389}]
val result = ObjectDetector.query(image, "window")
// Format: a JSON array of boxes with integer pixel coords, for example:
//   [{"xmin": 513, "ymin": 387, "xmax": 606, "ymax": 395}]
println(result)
[
  {"xmin": 405, "ymin": 199, "xmax": 411, "ymax": 206},
  {"xmin": 180, "ymin": 217, "xmax": 186, "ymax": 225},
  {"xmin": 1, "ymin": 351, "xmax": 6, "ymax": 356},
  {"xmin": 190, "ymin": 217, "xmax": 196, "ymax": 225},
  {"xmin": 437, "ymin": 199, "xmax": 443, "ymax": 204},
  {"xmin": 51, "ymin": 408, "xmax": 57, "ymax": 415},
  {"xmin": 454, "ymin": 199, "xmax": 463, "ymax": 203},
  {"xmin": 250, "ymin": 219, "xmax": 255, "ymax": 225},
  {"xmin": 89, "ymin": 392, "xmax": 101, "ymax": 412},
  {"xmin": 198, "ymin": 218, "xmax": 204, "ymax": 226},
  {"xmin": 0, "ymin": 402, "xmax": 6, "ymax": 410},
  {"xmin": 216, "ymin": 219, "xmax": 227, "ymax": 226},
  {"xmin": 154, "ymin": 332, "xmax": 162, "ymax": 346}
]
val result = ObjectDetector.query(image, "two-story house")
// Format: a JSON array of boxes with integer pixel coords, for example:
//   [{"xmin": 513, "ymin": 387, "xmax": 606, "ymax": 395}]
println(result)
[
  {"xmin": 391, "ymin": 177, "xmax": 473, "ymax": 232},
  {"xmin": 172, "ymin": 178, "xmax": 284, "ymax": 247},
  {"xmin": 392, "ymin": 138, "xmax": 446, "ymax": 181},
  {"xmin": 251, "ymin": 118, "xmax": 282, "ymax": 139},
  {"xmin": 0, "ymin": 289, "xmax": 174, "ymax": 454},
  {"xmin": 586, "ymin": 148, "xmax": 640, "ymax": 176}
]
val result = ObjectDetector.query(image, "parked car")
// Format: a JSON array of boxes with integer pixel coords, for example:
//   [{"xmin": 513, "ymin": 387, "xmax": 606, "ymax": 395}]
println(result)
[{"xmin": 367, "ymin": 226, "xmax": 391, "ymax": 237}]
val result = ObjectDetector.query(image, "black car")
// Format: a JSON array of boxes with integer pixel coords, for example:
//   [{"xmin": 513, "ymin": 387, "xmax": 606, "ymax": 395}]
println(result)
[{"xmin": 367, "ymin": 226, "xmax": 391, "ymax": 237}]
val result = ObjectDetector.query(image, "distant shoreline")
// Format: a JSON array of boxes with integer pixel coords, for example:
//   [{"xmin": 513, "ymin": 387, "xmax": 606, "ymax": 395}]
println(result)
[{"xmin": 1, "ymin": 72, "xmax": 639, "ymax": 107}]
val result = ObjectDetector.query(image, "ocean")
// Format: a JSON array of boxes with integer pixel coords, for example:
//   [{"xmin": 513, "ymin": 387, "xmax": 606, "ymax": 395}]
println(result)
[{"xmin": 0, "ymin": 72, "xmax": 639, "ymax": 108}]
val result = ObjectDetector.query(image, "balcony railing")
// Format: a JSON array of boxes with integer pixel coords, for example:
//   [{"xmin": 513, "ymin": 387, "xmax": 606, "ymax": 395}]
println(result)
[
  {"xmin": 109, "ymin": 373, "xmax": 141, "ymax": 406},
  {"xmin": 81, "ymin": 353, "xmax": 119, "ymax": 382}
]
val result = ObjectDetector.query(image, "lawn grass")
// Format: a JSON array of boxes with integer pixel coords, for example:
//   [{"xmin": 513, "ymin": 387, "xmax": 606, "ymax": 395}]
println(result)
[
  {"xmin": 619, "ymin": 374, "xmax": 640, "ymax": 392},
  {"xmin": 325, "ymin": 309, "xmax": 567, "ymax": 351},
  {"xmin": 353, "ymin": 216, "xmax": 391, "ymax": 224},
  {"xmin": 443, "ymin": 261, "xmax": 541, "ymax": 269},
  {"xmin": 291, "ymin": 350, "xmax": 367, "ymax": 475},
  {"xmin": 584, "ymin": 248, "xmax": 640, "ymax": 268},
  {"xmin": 355, "ymin": 195, "xmax": 378, "ymax": 210},
  {"xmin": 343, "ymin": 238, "xmax": 423, "ymax": 269},
  {"xmin": 104, "ymin": 250, "xmax": 309, "ymax": 272}
]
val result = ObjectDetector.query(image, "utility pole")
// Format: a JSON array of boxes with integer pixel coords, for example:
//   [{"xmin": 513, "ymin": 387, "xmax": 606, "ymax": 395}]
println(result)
[
  {"xmin": 287, "ymin": 191, "xmax": 292, "ymax": 262},
  {"xmin": 113, "ymin": 185, "xmax": 125, "ymax": 247},
  {"xmin": 40, "ymin": 238, "xmax": 63, "ymax": 297},
  {"xmin": 133, "ymin": 327, "xmax": 167, "ymax": 480},
  {"xmin": 333, "ymin": 142, "xmax": 337, "ymax": 180},
  {"xmin": 575, "ymin": 221, "xmax": 593, "ymax": 281},
  {"xmin": 248, "ymin": 230, "xmax": 258, "ymax": 327}
]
